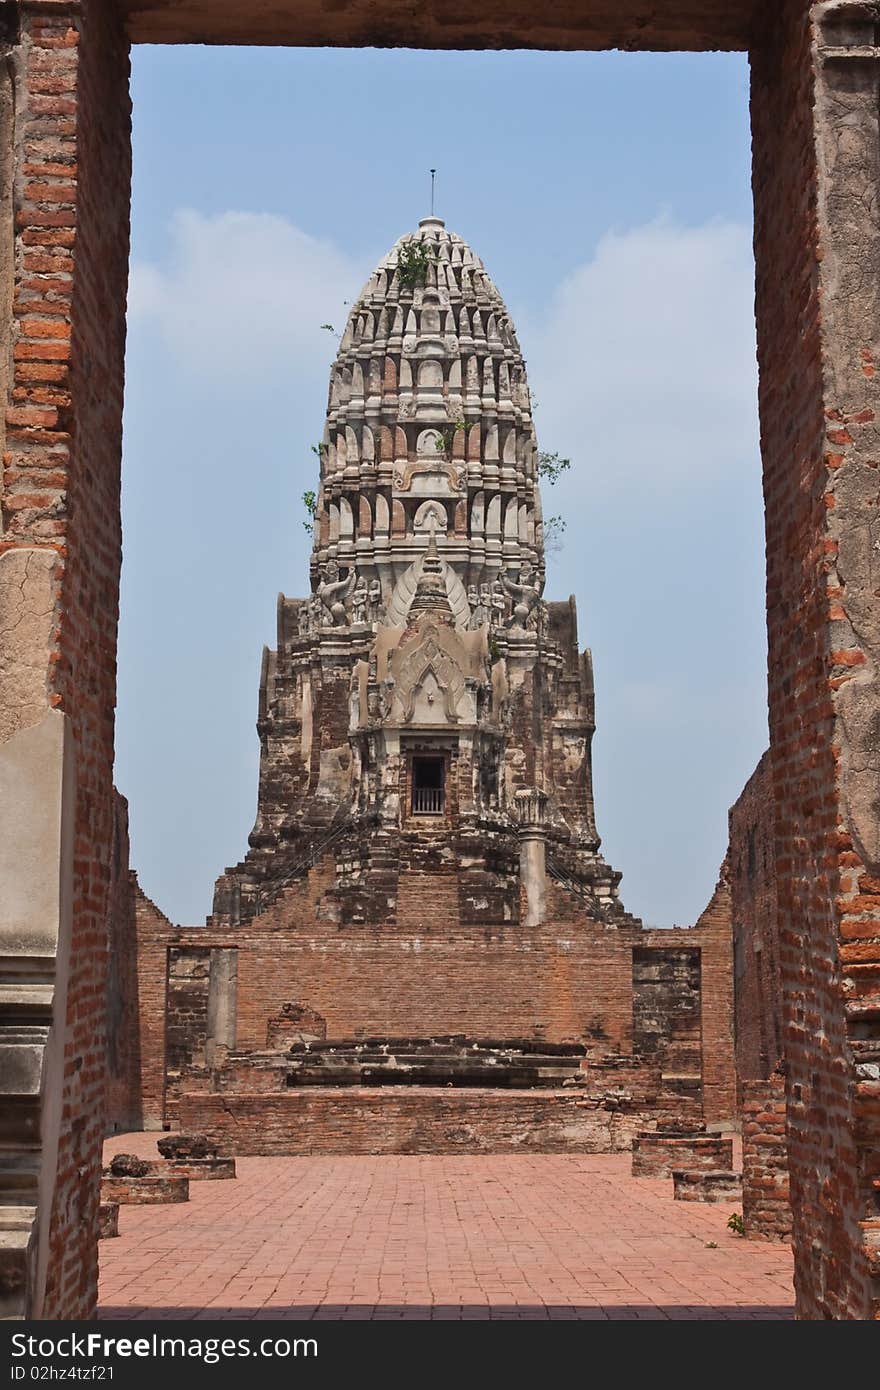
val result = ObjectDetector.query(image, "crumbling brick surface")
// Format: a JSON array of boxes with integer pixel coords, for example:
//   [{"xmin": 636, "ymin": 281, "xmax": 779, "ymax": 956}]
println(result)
[
  {"xmin": 741, "ymin": 1076, "xmax": 792, "ymax": 1242},
  {"xmin": 672, "ymin": 1170, "xmax": 743, "ymax": 1203},
  {"xmin": 729, "ymin": 753, "xmax": 782, "ymax": 1081},
  {"xmin": 632, "ymin": 1133, "xmax": 734, "ymax": 1179},
  {"xmin": 4, "ymin": 0, "xmax": 132, "ymax": 1321},
  {"xmin": 178, "ymin": 1088, "xmax": 649, "ymax": 1157},
  {"xmin": 751, "ymin": 0, "xmax": 879, "ymax": 1316}
]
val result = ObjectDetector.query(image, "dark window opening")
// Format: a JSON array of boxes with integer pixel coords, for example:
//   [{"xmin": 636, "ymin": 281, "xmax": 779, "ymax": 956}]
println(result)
[{"xmin": 412, "ymin": 756, "xmax": 444, "ymax": 816}]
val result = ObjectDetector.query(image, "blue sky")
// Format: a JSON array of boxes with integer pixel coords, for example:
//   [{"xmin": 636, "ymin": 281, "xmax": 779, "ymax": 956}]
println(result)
[{"xmin": 117, "ymin": 46, "xmax": 765, "ymax": 927}]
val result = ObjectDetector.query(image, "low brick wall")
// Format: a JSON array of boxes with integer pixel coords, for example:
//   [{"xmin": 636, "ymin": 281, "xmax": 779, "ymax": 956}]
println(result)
[
  {"xmin": 741, "ymin": 1077, "xmax": 792, "ymax": 1241},
  {"xmin": 178, "ymin": 1088, "xmax": 644, "ymax": 1156},
  {"xmin": 672, "ymin": 1170, "xmax": 743, "ymax": 1203},
  {"xmin": 631, "ymin": 1132, "xmax": 734, "ymax": 1178}
]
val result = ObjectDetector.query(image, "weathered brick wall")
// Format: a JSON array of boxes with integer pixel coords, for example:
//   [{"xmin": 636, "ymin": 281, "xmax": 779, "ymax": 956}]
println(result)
[
  {"xmin": 105, "ymin": 790, "xmax": 140, "ymax": 1132},
  {"xmin": 641, "ymin": 867, "xmax": 736, "ymax": 1125},
  {"xmin": 179, "ymin": 1087, "xmax": 646, "ymax": 1157},
  {"xmin": 632, "ymin": 946, "xmax": 701, "ymax": 1069},
  {"xmin": 4, "ymin": 0, "xmax": 130, "ymax": 1320},
  {"xmin": 128, "ymin": 856, "xmax": 737, "ymax": 1131},
  {"xmin": 741, "ymin": 1076, "xmax": 792, "ymax": 1242},
  {"xmin": 164, "ymin": 947, "xmax": 211, "ymax": 1121},
  {"xmin": 131, "ymin": 881, "xmax": 173, "ymax": 1129},
  {"xmin": 729, "ymin": 752, "xmax": 783, "ymax": 1080},
  {"xmin": 632, "ymin": 1133, "xmax": 734, "ymax": 1179},
  {"xmin": 751, "ymin": 1, "xmax": 878, "ymax": 1317}
]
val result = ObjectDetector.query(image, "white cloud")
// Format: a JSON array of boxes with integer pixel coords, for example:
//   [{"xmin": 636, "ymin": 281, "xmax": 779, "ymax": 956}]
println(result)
[
  {"xmin": 522, "ymin": 216, "xmax": 758, "ymax": 494},
  {"xmin": 127, "ymin": 210, "xmax": 372, "ymax": 384}
]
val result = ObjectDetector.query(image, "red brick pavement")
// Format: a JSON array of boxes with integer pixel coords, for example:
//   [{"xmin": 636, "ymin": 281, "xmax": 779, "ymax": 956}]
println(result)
[{"xmin": 98, "ymin": 1133, "xmax": 794, "ymax": 1320}]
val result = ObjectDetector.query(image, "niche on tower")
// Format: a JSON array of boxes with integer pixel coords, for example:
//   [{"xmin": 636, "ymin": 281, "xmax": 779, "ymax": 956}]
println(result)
[
  {"xmin": 412, "ymin": 755, "xmax": 444, "ymax": 816},
  {"xmin": 403, "ymin": 737, "xmax": 458, "ymax": 825}
]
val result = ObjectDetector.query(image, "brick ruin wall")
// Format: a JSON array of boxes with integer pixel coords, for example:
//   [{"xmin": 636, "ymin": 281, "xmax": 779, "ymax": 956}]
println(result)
[
  {"xmin": 114, "ymin": 856, "xmax": 736, "ymax": 1135},
  {"xmin": 729, "ymin": 752, "xmax": 783, "ymax": 1082},
  {"xmin": 3, "ymin": 0, "xmax": 878, "ymax": 1323},
  {"xmin": 741, "ymin": 1076, "xmax": 792, "ymax": 1241},
  {"xmin": 104, "ymin": 791, "xmax": 141, "ymax": 1132},
  {"xmin": 1, "ymin": 0, "xmax": 131, "ymax": 1319},
  {"xmin": 751, "ymin": 1, "xmax": 879, "ymax": 1315},
  {"xmin": 729, "ymin": 753, "xmax": 793, "ymax": 1243},
  {"xmin": 178, "ymin": 1088, "xmax": 659, "ymax": 1158}
]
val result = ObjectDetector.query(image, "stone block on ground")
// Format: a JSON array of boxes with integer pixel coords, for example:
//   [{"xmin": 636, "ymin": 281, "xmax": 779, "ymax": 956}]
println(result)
[
  {"xmin": 672, "ymin": 1169, "xmax": 743, "ymax": 1203},
  {"xmin": 101, "ymin": 1173, "xmax": 189, "ymax": 1206},
  {"xmin": 156, "ymin": 1133, "xmax": 218, "ymax": 1161}
]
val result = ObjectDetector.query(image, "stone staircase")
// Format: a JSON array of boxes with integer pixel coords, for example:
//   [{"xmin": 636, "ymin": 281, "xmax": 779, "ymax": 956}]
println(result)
[{"xmin": 284, "ymin": 1036, "xmax": 587, "ymax": 1088}]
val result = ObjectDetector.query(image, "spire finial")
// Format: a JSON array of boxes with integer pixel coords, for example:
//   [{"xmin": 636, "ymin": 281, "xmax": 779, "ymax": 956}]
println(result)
[{"xmin": 430, "ymin": 168, "xmax": 436, "ymax": 217}]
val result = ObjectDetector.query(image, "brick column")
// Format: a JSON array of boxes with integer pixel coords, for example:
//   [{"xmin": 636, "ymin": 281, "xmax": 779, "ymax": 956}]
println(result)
[
  {"xmin": 751, "ymin": 0, "xmax": 880, "ymax": 1319},
  {"xmin": 0, "ymin": 0, "xmax": 130, "ymax": 1318},
  {"xmin": 515, "ymin": 787, "xmax": 547, "ymax": 927}
]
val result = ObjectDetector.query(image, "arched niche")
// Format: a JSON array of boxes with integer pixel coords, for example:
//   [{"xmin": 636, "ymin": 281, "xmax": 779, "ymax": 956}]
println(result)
[
  {"xmin": 417, "ymin": 359, "xmax": 443, "ymax": 388},
  {"xmin": 413, "ymin": 500, "xmax": 448, "ymax": 536},
  {"xmin": 375, "ymin": 493, "xmax": 390, "ymax": 536}
]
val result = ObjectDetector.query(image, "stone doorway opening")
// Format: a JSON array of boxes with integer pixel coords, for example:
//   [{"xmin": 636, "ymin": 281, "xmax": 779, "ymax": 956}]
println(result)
[
  {"xmin": 411, "ymin": 757, "xmax": 445, "ymax": 817},
  {"xmin": 1, "ymin": 0, "xmax": 878, "ymax": 1323}
]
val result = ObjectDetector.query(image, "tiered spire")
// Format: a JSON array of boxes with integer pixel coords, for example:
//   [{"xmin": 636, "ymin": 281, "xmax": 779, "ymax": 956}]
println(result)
[{"xmin": 307, "ymin": 217, "xmax": 546, "ymax": 635}]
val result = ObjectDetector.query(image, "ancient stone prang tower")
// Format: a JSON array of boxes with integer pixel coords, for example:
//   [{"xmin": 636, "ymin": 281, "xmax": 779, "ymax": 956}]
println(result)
[
  {"xmin": 116, "ymin": 222, "xmax": 736, "ymax": 1145},
  {"xmin": 212, "ymin": 216, "xmax": 628, "ymax": 932}
]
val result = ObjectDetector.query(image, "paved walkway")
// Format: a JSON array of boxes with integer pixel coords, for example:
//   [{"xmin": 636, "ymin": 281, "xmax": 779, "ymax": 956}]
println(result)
[{"xmin": 98, "ymin": 1133, "xmax": 794, "ymax": 1320}]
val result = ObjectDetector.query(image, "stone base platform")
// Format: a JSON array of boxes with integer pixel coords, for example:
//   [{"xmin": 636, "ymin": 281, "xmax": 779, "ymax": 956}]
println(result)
[
  {"xmin": 101, "ymin": 1174, "xmax": 190, "ymax": 1205},
  {"xmin": 631, "ymin": 1132, "xmax": 733, "ymax": 1178},
  {"xmin": 672, "ymin": 1170, "xmax": 743, "ymax": 1203},
  {"xmin": 178, "ymin": 1087, "xmax": 646, "ymax": 1156}
]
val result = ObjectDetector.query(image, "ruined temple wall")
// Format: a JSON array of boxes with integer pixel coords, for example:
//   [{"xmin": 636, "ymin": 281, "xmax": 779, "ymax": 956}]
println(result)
[
  {"xmin": 751, "ymin": 1, "xmax": 879, "ymax": 1317},
  {"xmin": 640, "ymin": 866, "xmax": 736, "ymax": 1125},
  {"xmin": 131, "ymin": 882, "xmax": 175, "ymax": 1129},
  {"xmin": 729, "ymin": 751, "xmax": 783, "ymax": 1081},
  {"xmin": 2, "ymin": 0, "xmax": 132, "ymax": 1320},
  {"xmin": 189, "ymin": 904, "xmax": 642, "ymax": 1054},
  {"xmin": 126, "ymin": 849, "xmax": 736, "ymax": 1130},
  {"xmin": 104, "ymin": 792, "xmax": 140, "ymax": 1132},
  {"xmin": 178, "ymin": 1088, "xmax": 645, "ymax": 1158}
]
